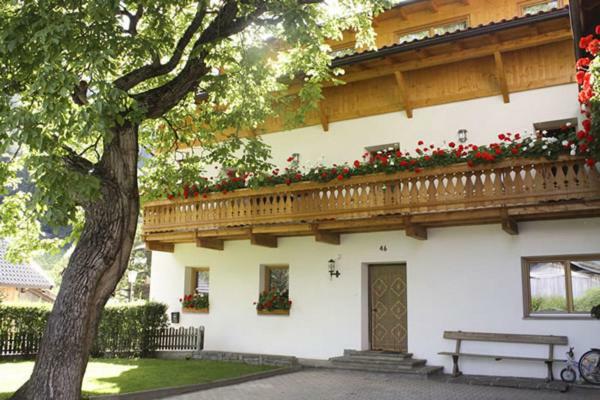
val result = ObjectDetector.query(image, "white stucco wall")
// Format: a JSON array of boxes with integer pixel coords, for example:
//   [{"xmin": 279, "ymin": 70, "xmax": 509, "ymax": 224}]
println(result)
[
  {"xmin": 261, "ymin": 84, "xmax": 581, "ymax": 169},
  {"xmin": 150, "ymin": 84, "xmax": 599, "ymax": 378},
  {"xmin": 150, "ymin": 218, "xmax": 600, "ymax": 378}
]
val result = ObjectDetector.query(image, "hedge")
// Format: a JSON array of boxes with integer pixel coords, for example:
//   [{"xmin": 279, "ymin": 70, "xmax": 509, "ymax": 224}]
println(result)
[{"xmin": 0, "ymin": 302, "xmax": 168, "ymax": 357}]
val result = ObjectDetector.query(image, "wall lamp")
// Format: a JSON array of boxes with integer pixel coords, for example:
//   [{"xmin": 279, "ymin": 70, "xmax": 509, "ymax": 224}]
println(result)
[
  {"xmin": 328, "ymin": 259, "xmax": 341, "ymax": 279},
  {"xmin": 457, "ymin": 129, "xmax": 468, "ymax": 143}
]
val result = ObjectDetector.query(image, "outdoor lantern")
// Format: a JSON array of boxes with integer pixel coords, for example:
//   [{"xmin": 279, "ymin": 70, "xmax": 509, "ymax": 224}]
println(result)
[
  {"xmin": 457, "ymin": 129, "xmax": 468, "ymax": 143},
  {"xmin": 171, "ymin": 312, "xmax": 180, "ymax": 324},
  {"xmin": 328, "ymin": 259, "xmax": 341, "ymax": 279}
]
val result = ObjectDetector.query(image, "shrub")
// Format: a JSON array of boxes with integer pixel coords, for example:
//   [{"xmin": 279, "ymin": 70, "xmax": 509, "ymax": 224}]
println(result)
[
  {"xmin": 0, "ymin": 301, "xmax": 168, "ymax": 357},
  {"xmin": 530, "ymin": 296, "xmax": 567, "ymax": 312},
  {"xmin": 574, "ymin": 287, "xmax": 600, "ymax": 312}
]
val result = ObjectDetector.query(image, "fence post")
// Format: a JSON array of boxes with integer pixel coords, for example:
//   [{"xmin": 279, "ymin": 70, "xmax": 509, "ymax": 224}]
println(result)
[{"xmin": 196, "ymin": 326, "xmax": 204, "ymax": 352}]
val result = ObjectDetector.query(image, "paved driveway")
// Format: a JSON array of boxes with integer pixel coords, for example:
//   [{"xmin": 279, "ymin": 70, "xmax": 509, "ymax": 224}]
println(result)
[{"xmin": 168, "ymin": 369, "xmax": 598, "ymax": 400}]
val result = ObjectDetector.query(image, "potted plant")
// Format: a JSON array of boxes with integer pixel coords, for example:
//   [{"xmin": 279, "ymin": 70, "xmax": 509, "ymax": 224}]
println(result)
[
  {"xmin": 255, "ymin": 289, "xmax": 292, "ymax": 315},
  {"xmin": 180, "ymin": 293, "xmax": 209, "ymax": 313},
  {"xmin": 592, "ymin": 304, "xmax": 600, "ymax": 319}
]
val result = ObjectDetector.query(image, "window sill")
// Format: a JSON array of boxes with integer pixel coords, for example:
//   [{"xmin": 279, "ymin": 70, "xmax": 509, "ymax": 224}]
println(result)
[
  {"xmin": 257, "ymin": 309, "xmax": 290, "ymax": 316},
  {"xmin": 524, "ymin": 314, "xmax": 596, "ymax": 321},
  {"xmin": 182, "ymin": 307, "xmax": 209, "ymax": 313}
]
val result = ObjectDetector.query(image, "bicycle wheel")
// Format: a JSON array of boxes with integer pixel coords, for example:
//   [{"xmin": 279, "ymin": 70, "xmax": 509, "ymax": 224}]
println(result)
[
  {"xmin": 560, "ymin": 367, "xmax": 577, "ymax": 383},
  {"xmin": 579, "ymin": 350, "xmax": 600, "ymax": 385}
]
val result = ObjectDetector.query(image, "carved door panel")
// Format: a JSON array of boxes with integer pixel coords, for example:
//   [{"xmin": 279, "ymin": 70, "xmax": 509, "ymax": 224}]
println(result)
[{"xmin": 369, "ymin": 264, "xmax": 407, "ymax": 352}]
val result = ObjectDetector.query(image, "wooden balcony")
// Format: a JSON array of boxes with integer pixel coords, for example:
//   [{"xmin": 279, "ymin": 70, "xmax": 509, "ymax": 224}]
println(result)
[{"xmin": 143, "ymin": 156, "xmax": 600, "ymax": 251}]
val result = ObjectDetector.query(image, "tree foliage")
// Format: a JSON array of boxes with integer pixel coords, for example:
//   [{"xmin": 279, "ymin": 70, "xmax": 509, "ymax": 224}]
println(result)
[{"xmin": 0, "ymin": 0, "xmax": 390, "ymax": 255}]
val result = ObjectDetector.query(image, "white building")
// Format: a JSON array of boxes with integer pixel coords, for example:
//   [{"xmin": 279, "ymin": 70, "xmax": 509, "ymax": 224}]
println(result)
[{"xmin": 146, "ymin": 0, "xmax": 600, "ymax": 380}]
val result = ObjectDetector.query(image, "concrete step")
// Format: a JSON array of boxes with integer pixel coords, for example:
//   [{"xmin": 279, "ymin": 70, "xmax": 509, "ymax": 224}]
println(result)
[
  {"xmin": 343, "ymin": 349, "xmax": 413, "ymax": 359},
  {"xmin": 324, "ymin": 361, "xmax": 444, "ymax": 377},
  {"xmin": 338, "ymin": 354, "xmax": 424, "ymax": 365},
  {"xmin": 330, "ymin": 356, "xmax": 426, "ymax": 369}
]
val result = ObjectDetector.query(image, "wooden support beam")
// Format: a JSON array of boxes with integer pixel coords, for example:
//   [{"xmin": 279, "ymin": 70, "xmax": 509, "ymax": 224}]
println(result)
[
  {"xmin": 394, "ymin": 71, "xmax": 413, "ymax": 118},
  {"xmin": 428, "ymin": 0, "xmax": 439, "ymax": 12},
  {"xmin": 315, "ymin": 231, "xmax": 341, "ymax": 245},
  {"xmin": 145, "ymin": 242, "xmax": 175, "ymax": 253},
  {"xmin": 196, "ymin": 237, "xmax": 224, "ymax": 250},
  {"xmin": 250, "ymin": 234, "xmax": 278, "ymax": 248},
  {"xmin": 501, "ymin": 210, "xmax": 519, "ymax": 235},
  {"xmin": 397, "ymin": 8, "xmax": 408, "ymax": 20},
  {"xmin": 319, "ymin": 101, "xmax": 329, "ymax": 132},
  {"xmin": 494, "ymin": 51, "xmax": 510, "ymax": 103},
  {"xmin": 405, "ymin": 222, "xmax": 427, "ymax": 240}
]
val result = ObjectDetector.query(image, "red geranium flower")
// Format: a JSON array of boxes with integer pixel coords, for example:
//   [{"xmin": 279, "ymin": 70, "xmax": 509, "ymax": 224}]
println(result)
[
  {"xmin": 579, "ymin": 34, "xmax": 594, "ymax": 50},
  {"xmin": 576, "ymin": 57, "xmax": 591, "ymax": 70},
  {"xmin": 596, "ymin": 25, "xmax": 600, "ymax": 35},
  {"xmin": 448, "ymin": 142, "xmax": 456, "ymax": 148},
  {"xmin": 417, "ymin": 140, "xmax": 424, "ymax": 145},
  {"xmin": 337, "ymin": 174, "xmax": 344, "ymax": 180},
  {"xmin": 582, "ymin": 119, "xmax": 592, "ymax": 133},
  {"xmin": 353, "ymin": 160, "xmax": 360, "ymax": 168},
  {"xmin": 587, "ymin": 159, "xmax": 597, "ymax": 167}
]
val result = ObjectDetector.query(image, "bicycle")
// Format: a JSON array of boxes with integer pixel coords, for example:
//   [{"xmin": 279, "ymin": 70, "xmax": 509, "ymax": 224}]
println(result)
[{"xmin": 560, "ymin": 347, "xmax": 600, "ymax": 385}]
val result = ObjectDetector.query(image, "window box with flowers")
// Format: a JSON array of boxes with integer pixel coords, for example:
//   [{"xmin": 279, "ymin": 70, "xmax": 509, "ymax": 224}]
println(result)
[
  {"xmin": 255, "ymin": 289, "xmax": 292, "ymax": 315},
  {"xmin": 180, "ymin": 293, "xmax": 209, "ymax": 313}
]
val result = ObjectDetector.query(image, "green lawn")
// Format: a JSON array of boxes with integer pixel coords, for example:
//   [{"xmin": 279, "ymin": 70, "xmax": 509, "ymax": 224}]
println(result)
[{"xmin": 0, "ymin": 358, "xmax": 275, "ymax": 399}]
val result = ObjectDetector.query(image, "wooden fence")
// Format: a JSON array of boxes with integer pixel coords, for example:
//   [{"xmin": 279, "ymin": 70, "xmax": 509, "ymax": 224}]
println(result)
[{"xmin": 0, "ymin": 326, "xmax": 204, "ymax": 358}]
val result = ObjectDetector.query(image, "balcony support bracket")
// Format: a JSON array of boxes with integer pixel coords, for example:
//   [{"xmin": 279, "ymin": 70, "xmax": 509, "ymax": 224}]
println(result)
[
  {"xmin": 315, "ymin": 230, "xmax": 341, "ymax": 245},
  {"xmin": 196, "ymin": 237, "xmax": 224, "ymax": 250},
  {"xmin": 145, "ymin": 241, "xmax": 175, "ymax": 253},
  {"xmin": 405, "ymin": 220, "xmax": 427, "ymax": 240},
  {"xmin": 251, "ymin": 234, "xmax": 278, "ymax": 248},
  {"xmin": 501, "ymin": 211, "xmax": 519, "ymax": 235}
]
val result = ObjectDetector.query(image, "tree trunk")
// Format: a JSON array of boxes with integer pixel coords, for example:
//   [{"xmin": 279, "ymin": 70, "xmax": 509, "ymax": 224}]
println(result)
[{"xmin": 10, "ymin": 123, "xmax": 140, "ymax": 400}]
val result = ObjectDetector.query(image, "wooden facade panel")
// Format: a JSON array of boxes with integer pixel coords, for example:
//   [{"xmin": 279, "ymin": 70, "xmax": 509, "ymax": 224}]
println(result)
[
  {"xmin": 405, "ymin": 56, "xmax": 497, "ymax": 106},
  {"xmin": 503, "ymin": 40, "xmax": 575, "ymax": 91}
]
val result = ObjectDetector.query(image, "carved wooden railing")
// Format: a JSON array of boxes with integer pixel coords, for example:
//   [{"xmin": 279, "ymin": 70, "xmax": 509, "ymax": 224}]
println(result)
[{"xmin": 143, "ymin": 156, "xmax": 600, "ymax": 236}]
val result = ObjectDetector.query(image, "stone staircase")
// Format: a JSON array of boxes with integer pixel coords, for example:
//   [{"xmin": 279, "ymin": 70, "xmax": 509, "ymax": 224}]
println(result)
[{"xmin": 326, "ymin": 349, "xmax": 443, "ymax": 378}]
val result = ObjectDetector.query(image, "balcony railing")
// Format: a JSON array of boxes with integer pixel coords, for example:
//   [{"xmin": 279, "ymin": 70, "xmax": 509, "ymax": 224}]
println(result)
[{"xmin": 143, "ymin": 156, "xmax": 600, "ymax": 246}]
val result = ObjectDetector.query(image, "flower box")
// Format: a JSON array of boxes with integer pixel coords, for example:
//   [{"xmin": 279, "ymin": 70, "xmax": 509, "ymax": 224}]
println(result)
[
  {"xmin": 257, "ymin": 309, "xmax": 290, "ymax": 315},
  {"xmin": 182, "ymin": 307, "xmax": 209, "ymax": 313}
]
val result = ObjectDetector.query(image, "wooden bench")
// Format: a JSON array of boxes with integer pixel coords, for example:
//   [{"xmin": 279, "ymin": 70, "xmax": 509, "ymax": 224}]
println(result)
[{"xmin": 439, "ymin": 331, "xmax": 568, "ymax": 381}]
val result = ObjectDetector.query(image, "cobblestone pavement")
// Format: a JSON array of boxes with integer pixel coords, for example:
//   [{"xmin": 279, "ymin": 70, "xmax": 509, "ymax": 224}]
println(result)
[{"xmin": 168, "ymin": 369, "xmax": 599, "ymax": 400}]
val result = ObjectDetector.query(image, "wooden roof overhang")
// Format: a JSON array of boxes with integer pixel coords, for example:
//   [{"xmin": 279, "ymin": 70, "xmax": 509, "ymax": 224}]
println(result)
[{"xmin": 279, "ymin": 7, "xmax": 574, "ymax": 128}]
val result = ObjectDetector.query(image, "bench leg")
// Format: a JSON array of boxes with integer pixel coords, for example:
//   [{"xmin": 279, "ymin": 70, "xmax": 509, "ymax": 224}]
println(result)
[
  {"xmin": 544, "ymin": 361, "xmax": 554, "ymax": 382},
  {"xmin": 452, "ymin": 355, "xmax": 462, "ymax": 377}
]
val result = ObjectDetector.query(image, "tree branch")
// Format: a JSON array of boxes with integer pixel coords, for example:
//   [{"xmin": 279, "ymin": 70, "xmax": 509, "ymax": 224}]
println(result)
[
  {"xmin": 119, "ymin": 5, "xmax": 144, "ymax": 36},
  {"xmin": 133, "ymin": 1, "xmax": 269, "ymax": 118},
  {"xmin": 114, "ymin": 2, "xmax": 208, "ymax": 91}
]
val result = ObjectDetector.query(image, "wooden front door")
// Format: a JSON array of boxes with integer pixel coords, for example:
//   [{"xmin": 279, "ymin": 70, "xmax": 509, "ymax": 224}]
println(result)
[{"xmin": 369, "ymin": 264, "xmax": 408, "ymax": 352}]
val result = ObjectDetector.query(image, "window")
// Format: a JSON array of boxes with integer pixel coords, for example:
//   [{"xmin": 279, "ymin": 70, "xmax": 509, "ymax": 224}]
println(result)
[
  {"xmin": 185, "ymin": 267, "xmax": 209, "ymax": 295},
  {"xmin": 396, "ymin": 18, "xmax": 469, "ymax": 44},
  {"xmin": 263, "ymin": 265, "xmax": 289, "ymax": 293},
  {"xmin": 522, "ymin": 256, "xmax": 600, "ymax": 317},
  {"xmin": 520, "ymin": 0, "xmax": 561, "ymax": 16},
  {"xmin": 365, "ymin": 142, "xmax": 400, "ymax": 160},
  {"xmin": 329, "ymin": 42, "xmax": 356, "ymax": 59},
  {"xmin": 532, "ymin": 118, "xmax": 577, "ymax": 138}
]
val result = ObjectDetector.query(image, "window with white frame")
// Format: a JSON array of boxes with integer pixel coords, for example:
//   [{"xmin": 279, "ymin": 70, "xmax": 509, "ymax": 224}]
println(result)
[
  {"xmin": 396, "ymin": 18, "xmax": 469, "ymax": 44},
  {"xmin": 520, "ymin": 0, "xmax": 561, "ymax": 16}
]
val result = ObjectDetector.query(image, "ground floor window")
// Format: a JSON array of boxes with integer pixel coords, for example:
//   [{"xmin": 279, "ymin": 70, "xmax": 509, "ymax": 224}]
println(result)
[
  {"xmin": 263, "ymin": 265, "xmax": 289, "ymax": 293},
  {"xmin": 181, "ymin": 267, "xmax": 209, "ymax": 311},
  {"xmin": 522, "ymin": 255, "xmax": 600, "ymax": 317}
]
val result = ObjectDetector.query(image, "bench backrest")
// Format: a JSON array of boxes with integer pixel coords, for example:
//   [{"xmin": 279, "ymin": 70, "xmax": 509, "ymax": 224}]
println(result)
[{"xmin": 443, "ymin": 331, "xmax": 568, "ymax": 345}]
